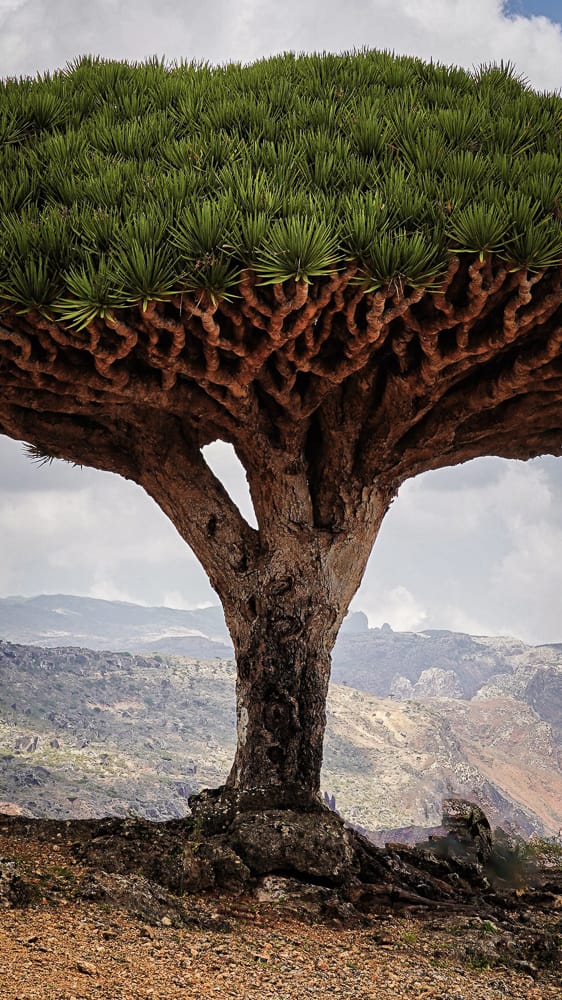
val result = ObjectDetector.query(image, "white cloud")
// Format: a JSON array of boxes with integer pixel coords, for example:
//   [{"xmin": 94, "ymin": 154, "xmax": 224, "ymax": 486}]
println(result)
[
  {"xmin": 87, "ymin": 579, "xmax": 143, "ymax": 605},
  {"xmin": 202, "ymin": 442, "xmax": 257, "ymax": 528},
  {"xmin": 399, "ymin": 461, "xmax": 554, "ymax": 557},
  {"xmin": 2, "ymin": 439, "xmax": 562, "ymax": 644},
  {"xmin": 0, "ymin": 1, "xmax": 561, "ymax": 91},
  {"xmin": 0, "ymin": 440, "xmax": 215, "ymax": 607},
  {"xmin": 356, "ymin": 458, "xmax": 562, "ymax": 643},
  {"xmin": 358, "ymin": 584, "xmax": 429, "ymax": 632},
  {"xmin": 490, "ymin": 515, "xmax": 562, "ymax": 639}
]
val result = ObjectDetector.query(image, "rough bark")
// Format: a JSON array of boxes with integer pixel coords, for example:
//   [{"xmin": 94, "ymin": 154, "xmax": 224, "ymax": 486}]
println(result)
[
  {"xmin": 227, "ymin": 581, "xmax": 335, "ymax": 798},
  {"xmin": 140, "ymin": 433, "xmax": 389, "ymax": 800}
]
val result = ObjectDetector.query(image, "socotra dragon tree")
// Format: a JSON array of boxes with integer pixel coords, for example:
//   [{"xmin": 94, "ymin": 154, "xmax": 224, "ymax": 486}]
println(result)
[{"xmin": 1, "ymin": 51, "xmax": 561, "ymax": 811}]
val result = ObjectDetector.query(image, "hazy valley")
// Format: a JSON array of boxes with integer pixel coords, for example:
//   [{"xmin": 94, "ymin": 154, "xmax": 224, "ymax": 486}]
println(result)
[{"xmin": 0, "ymin": 594, "xmax": 561, "ymax": 841}]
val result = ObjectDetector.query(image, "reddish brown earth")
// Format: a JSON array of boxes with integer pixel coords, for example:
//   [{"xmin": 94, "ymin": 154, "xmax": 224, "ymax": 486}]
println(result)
[{"xmin": 0, "ymin": 817, "xmax": 560, "ymax": 1000}]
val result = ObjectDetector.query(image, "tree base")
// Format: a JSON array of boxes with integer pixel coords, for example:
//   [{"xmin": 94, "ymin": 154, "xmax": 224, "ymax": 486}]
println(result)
[
  {"xmin": 189, "ymin": 786, "xmax": 359, "ymax": 885},
  {"xmin": 1, "ymin": 796, "xmax": 561, "ymax": 929}
]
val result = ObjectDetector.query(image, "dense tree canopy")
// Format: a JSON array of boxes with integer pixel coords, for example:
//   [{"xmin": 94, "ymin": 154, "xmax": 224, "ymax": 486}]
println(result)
[
  {"xmin": 2, "ymin": 52, "xmax": 562, "ymax": 445},
  {"xmin": 1, "ymin": 51, "xmax": 562, "ymax": 318},
  {"xmin": 1, "ymin": 51, "xmax": 562, "ymax": 808},
  {"xmin": 1, "ymin": 52, "xmax": 561, "ymax": 457}
]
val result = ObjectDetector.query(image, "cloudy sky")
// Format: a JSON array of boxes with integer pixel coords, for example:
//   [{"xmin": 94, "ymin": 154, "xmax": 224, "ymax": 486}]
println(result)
[{"xmin": 1, "ymin": 1, "xmax": 562, "ymax": 645}]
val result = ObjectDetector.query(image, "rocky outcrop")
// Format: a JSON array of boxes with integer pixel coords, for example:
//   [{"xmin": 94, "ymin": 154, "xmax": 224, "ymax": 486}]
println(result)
[
  {"xmin": 391, "ymin": 668, "xmax": 464, "ymax": 699},
  {"xmin": 441, "ymin": 797, "xmax": 493, "ymax": 861},
  {"xmin": 526, "ymin": 668, "xmax": 562, "ymax": 737}
]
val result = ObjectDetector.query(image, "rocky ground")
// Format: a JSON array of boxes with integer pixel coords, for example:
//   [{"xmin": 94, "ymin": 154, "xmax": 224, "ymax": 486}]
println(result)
[{"xmin": 0, "ymin": 810, "xmax": 560, "ymax": 1000}]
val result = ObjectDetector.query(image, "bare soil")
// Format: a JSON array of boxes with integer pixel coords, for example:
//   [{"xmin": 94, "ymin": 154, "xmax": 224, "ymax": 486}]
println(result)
[{"xmin": 0, "ymin": 815, "xmax": 560, "ymax": 1000}]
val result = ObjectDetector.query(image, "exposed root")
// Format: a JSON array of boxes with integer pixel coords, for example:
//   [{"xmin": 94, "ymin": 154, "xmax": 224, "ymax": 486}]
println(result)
[{"xmin": 2, "ymin": 792, "xmax": 559, "ymax": 933}]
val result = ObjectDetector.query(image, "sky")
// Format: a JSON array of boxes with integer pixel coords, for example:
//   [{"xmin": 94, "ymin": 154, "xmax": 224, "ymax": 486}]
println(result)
[{"xmin": 1, "ymin": 1, "xmax": 562, "ymax": 645}]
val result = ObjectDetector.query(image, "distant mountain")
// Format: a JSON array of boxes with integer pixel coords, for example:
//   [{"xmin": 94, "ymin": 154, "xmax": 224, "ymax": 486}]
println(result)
[
  {"xmin": 0, "ymin": 594, "xmax": 232, "ymax": 658},
  {"xmin": 1, "ymin": 637, "xmax": 560, "ymax": 837},
  {"xmin": 0, "ymin": 594, "xmax": 375, "ymax": 663},
  {"xmin": 2, "ymin": 595, "xmax": 561, "ymax": 721},
  {"xmin": 0, "ymin": 594, "xmax": 371, "ymax": 658},
  {"xmin": 0, "ymin": 630, "xmax": 562, "ymax": 839},
  {"xmin": 1, "ymin": 595, "xmax": 561, "ymax": 838},
  {"xmin": 331, "ymin": 625, "xmax": 562, "ymax": 700}
]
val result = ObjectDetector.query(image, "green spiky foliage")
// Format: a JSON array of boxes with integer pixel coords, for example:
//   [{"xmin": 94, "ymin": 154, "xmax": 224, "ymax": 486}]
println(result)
[{"xmin": 1, "ymin": 52, "xmax": 561, "ymax": 325}]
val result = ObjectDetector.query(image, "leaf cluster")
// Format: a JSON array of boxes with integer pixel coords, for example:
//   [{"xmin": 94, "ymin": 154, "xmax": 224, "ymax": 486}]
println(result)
[{"xmin": 0, "ymin": 50, "xmax": 561, "ymax": 323}]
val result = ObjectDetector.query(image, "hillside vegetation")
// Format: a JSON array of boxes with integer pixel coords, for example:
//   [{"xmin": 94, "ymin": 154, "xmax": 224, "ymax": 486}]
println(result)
[{"xmin": 1, "ymin": 616, "xmax": 560, "ymax": 838}]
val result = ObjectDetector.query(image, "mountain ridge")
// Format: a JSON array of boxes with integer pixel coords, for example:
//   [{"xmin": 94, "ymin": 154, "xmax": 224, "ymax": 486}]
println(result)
[{"xmin": 0, "ymin": 594, "xmax": 560, "ymax": 840}]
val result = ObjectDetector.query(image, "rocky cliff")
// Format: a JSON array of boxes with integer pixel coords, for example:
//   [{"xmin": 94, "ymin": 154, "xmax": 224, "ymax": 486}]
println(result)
[{"xmin": 0, "ymin": 617, "xmax": 560, "ymax": 839}]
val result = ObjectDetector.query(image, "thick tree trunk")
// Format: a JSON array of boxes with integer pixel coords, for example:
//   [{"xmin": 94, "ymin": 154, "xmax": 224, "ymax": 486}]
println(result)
[
  {"xmin": 140, "ymin": 429, "xmax": 390, "ymax": 809},
  {"xmin": 225, "ymin": 577, "xmax": 338, "ymax": 801},
  {"xmin": 220, "ymin": 490, "xmax": 389, "ymax": 804}
]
